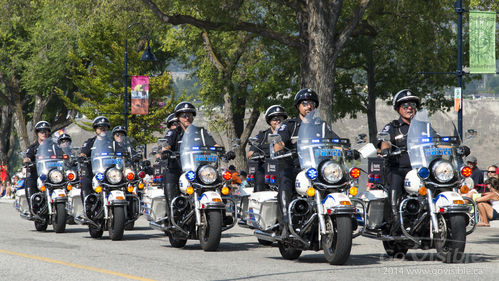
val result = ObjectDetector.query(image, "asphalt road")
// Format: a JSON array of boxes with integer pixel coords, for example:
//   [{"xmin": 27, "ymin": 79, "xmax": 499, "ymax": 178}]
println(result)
[{"xmin": 1, "ymin": 197, "xmax": 498, "ymax": 281}]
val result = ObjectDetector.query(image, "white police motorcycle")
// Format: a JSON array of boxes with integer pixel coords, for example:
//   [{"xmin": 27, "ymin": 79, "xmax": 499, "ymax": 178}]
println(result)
[
  {"xmin": 29, "ymin": 138, "xmax": 69, "ymax": 232},
  {"xmin": 360, "ymin": 109, "xmax": 474, "ymax": 263},
  {"xmin": 83, "ymin": 131, "xmax": 133, "ymax": 240},
  {"xmin": 166, "ymin": 124, "xmax": 236, "ymax": 251},
  {"xmin": 248, "ymin": 110, "xmax": 359, "ymax": 264}
]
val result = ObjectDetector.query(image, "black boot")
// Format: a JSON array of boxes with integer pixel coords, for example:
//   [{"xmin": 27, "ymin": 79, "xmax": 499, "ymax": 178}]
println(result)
[
  {"xmin": 278, "ymin": 191, "xmax": 291, "ymax": 239},
  {"xmin": 390, "ymin": 189, "xmax": 401, "ymax": 235},
  {"xmin": 163, "ymin": 183, "xmax": 179, "ymax": 223}
]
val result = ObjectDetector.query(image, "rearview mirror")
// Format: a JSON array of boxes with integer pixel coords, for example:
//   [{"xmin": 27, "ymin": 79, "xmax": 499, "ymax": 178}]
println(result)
[
  {"xmin": 268, "ymin": 133, "xmax": 282, "ymax": 144},
  {"xmin": 377, "ymin": 132, "xmax": 390, "ymax": 143}
]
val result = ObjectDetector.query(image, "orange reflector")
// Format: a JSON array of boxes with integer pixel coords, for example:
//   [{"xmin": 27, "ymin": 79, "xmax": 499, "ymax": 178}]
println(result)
[
  {"xmin": 460, "ymin": 185, "xmax": 469, "ymax": 194},
  {"xmin": 138, "ymin": 183, "xmax": 145, "ymax": 189},
  {"xmin": 95, "ymin": 186, "xmax": 102, "ymax": 193},
  {"xmin": 126, "ymin": 173, "xmax": 134, "ymax": 181},
  {"xmin": 212, "ymin": 198, "xmax": 222, "ymax": 202},
  {"xmin": 306, "ymin": 187, "xmax": 315, "ymax": 197},
  {"xmin": 58, "ymin": 194, "xmax": 65, "ymax": 197},
  {"xmin": 221, "ymin": 186, "xmax": 230, "ymax": 195},
  {"xmin": 461, "ymin": 166, "xmax": 472, "ymax": 177},
  {"xmin": 453, "ymin": 200, "xmax": 464, "ymax": 205},
  {"xmin": 40, "ymin": 186, "xmax": 46, "ymax": 192},
  {"xmin": 67, "ymin": 184, "xmax": 73, "ymax": 191},
  {"xmin": 349, "ymin": 168, "xmax": 361, "ymax": 179},
  {"xmin": 127, "ymin": 186, "xmax": 134, "ymax": 193},
  {"xmin": 340, "ymin": 201, "xmax": 351, "ymax": 205},
  {"xmin": 67, "ymin": 173, "xmax": 75, "ymax": 181},
  {"xmin": 223, "ymin": 171, "xmax": 232, "ymax": 181},
  {"xmin": 418, "ymin": 186, "xmax": 427, "ymax": 196},
  {"xmin": 349, "ymin": 187, "xmax": 358, "ymax": 196},
  {"xmin": 116, "ymin": 196, "xmax": 125, "ymax": 200},
  {"xmin": 186, "ymin": 186, "xmax": 194, "ymax": 195}
]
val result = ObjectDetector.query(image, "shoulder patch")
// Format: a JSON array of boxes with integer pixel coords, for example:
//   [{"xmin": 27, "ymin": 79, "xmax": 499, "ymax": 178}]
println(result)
[
  {"xmin": 166, "ymin": 131, "xmax": 173, "ymax": 137},
  {"xmin": 278, "ymin": 124, "xmax": 287, "ymax": 131},
  {"xmin": 381, "ymin": 124, "xmax": 391, "ymax": 133}
]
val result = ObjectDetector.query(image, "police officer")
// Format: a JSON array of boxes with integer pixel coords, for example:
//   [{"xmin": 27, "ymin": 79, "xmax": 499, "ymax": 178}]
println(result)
[
  {"xmin": 165, "ymin": 113, "xmax": 179, "ymax": 131},
  {"xmin": 379, "ymin": 89, "xmax": 420, "ymax": 235},
  {"xmin": 57, "ymin": 133, "xmax": 72, "ymax": 147},
  {"xmin": 80, "ymin": 116, "xmax": 111, "ymax": 209},
  {"xmin": 274, "ymin": 88, "xmax": 339, "ymax": 238},
  {"xmin": 247, "ymin": 105, "xmax": 288, "ymax": 192},
  {"xmin": 24, "ymin": 121, "xmax": 51, "ymax": 217}
]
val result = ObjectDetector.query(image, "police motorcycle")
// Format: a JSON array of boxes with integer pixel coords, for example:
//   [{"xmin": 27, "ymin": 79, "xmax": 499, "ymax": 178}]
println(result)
[
  {"xmin": 82, "ymin": 131, "xmax": 135, "ymax": 240},
  {"xmin": 27, "ymin": 138, "xmax": 70, "ymax": 232},
  {"xmin": 250, "ymin": 110, "xmax": 360, "ymax": 265},
  {"xmin": 361, "ymin": 109, "xmax": 474, "ymax": 263},
  {"xmin": 13, "ymin": 162, "xmax": 29, "ymax": 217},
  {"xmin": 164, "ymin": 124, "xmax": 237, "ymax": 251},
  {"xmin": 59, "ymin": 144, "xmax": 82, "ymax": 225}
]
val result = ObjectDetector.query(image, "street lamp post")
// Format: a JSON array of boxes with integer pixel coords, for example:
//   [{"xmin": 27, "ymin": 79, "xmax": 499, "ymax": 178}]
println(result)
[{"xmin": 123, "ymin": 23, "xmax": 157, "ymax": 132}]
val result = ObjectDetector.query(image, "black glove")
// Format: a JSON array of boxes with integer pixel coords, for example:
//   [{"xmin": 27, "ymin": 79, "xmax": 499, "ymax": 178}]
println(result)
[
  {"xmin": 456, "ymin": 145, "xmax": 470, "ymax": 157},
  {"xmin": 381, "ymin": 148, "xmax": 391, "ymax": 158},
  {"xmin": 141, "ymin": 160, "xmax": 151, "ymax": 167},
  {"xmin": 225, "ymin": 151, "xmax": 236, "ymax": 161},
  {"xmin": 78, "ymin": 156, "xmax": 87, "ymax": 163},
  {"xmin": 345, "ymin": 150, "xmax": 360, "ymax": 160},
  {"xmin": 132, "ymin": 154, "xmax": 142, "ymax": 162},
  {"xmin": 161, "ymin": 150, "xmax": 172, "ymax": 160}
]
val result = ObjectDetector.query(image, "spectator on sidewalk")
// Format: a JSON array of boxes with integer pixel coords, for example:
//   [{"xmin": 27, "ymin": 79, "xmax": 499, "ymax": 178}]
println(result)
[
  {"xmin": 228, "ymin": 165, "xmax": 242, "ymax": 187},
  {"xmin": 487, "ymin": 165, "xmax": 498, "ymax": 180},
  {"xmin": 466, "ymin": 155, "xmax": 485, "ymax": 192},
  {"xmin": 476, "ymin": 177, "xmax": 499, "ymax": 227},
  {"xmin": 0, "ymin": 161, "xmax": 7, "ymax": 197}
]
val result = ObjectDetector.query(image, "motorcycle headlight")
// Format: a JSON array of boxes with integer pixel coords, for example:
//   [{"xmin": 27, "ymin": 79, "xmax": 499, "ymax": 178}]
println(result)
[
  {"xmin": 432, "ymin": 160, "xmax": 455, "ymax": 183},
  {"xmin": 106, "ymin": 168, "xmax": 123, "ymax": 184},
  {"xmin": 49, "ymin": 170, "xmax": 64, "ymax": 184},
  {"xmin": 198, "ymin": 165, "xmax": 217, "ymax": 185},
  {"xmin": 321, "ymin": 161, "xmax": 343, "ymax": 184}
]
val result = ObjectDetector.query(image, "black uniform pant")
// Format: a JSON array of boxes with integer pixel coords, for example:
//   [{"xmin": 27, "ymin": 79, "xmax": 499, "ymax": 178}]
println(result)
[
  {"xmin": 163, "ymin": 168, "xmax": 181, "ymax": 217},
  {"xmin": 277, "ymin": 163, "xmax": 299, "ymax": 225},
  {"xmin": 80, "ymin": 167, "xmax": 93, "ymax": 205},
  {"xmin": 25, "ymin": 171, "xmax": 38, "ymax": 213},
  {"xmin": 254, "ymin": 162, "xmax": 266, "ymax": 192},
  {"xmin": 388, "ymin": 167, "xmax": 411, "ymax": 193}
]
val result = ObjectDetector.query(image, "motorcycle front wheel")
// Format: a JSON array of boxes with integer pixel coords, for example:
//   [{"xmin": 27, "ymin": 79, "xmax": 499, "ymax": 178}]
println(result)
[
  {"xmin": 199, "ymin": 210, "xmax": 222, "ymax": 251},
  {"xmin": 168, "ymin": 232, "xmax": 188, "ymax": 248},
  {"xmin": 34, "ymin": 217, "xmax": 48, "ymax": 232},
  {"xmin": 435, "ymin": 213, "xmax": 466, "ymax": 263},
  {"xmin": 109, "ymin": 206, "xmax": 125, "ymax": 241},
  {"xmin": 53, "ymin": 202, "xmax": 67, "ymax": 233},
  {"xmin": 278, "ymin": 242, "xmax": 302, "ymax": 260},
  {"xmin": 322, "ymin": 215, "xmax": 352, "ymax": 265},
  {"xmin": 89, "ymin": 221, "xmax": 103, "ymax": 238}
]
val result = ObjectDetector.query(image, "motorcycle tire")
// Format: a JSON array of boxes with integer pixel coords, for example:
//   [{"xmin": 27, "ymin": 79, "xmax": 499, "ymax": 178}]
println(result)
[
  {"xmin": 109, "ymin": 206, "xmax": 126, "ymax": 241},
  {"xmin": 322, "ymin": 215, "xmax": 352, "ymax": 265},
  {"xmin": 257, "ymin": 239, "xmax": 273, "ymax": 246},
  {"xmin": 436, "ymin": 214, "xmax": 466, "ymax": 263},
  {"xmin": 383, "ymin": 241, "xmax": 408, "ymax": 258},
  {"xmin": 199, "ymin": 210, "xmax": 222, "ymax": 251},
  {"xmin": 34, "ymin": 218, "xmax": 48, "ymax": 232},
  {"xmin": 53, "ymin": 203, "xmax": 67, "ymax": 233},
  {"xmin": 278, "ymin": 242, "xmax": 302, "ymax": 260},
  {"xmin": 89, "ymin": 222, "xmax": 103, "ymax": 238},
  {"xmin": 168, "ymin": 233, "xmax": 188, "ymax": 248}
]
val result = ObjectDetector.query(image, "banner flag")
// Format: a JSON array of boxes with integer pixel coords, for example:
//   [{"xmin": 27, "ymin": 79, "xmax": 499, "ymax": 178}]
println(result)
[
  {"xmin": 131, "ymin": 76, "xmax": 149, "ymax": 115},
  {"xmin": 454, "ymin": 87, "xmax": 461, "ymax": 112},
  {"xmin": 469, "ymin": 11, "xmax": 496, "ymax": 74}
]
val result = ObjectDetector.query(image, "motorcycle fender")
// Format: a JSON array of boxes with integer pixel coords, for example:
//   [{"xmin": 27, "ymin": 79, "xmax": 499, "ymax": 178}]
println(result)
[
  {"xmin": 51, "ymin": 189, "xmax": 67, "ymax": 202},
  {"xmin": 295, "ymin": 170, "xmax": 311, "ymax": 197},
  {"xmin": 434, "ymin": 191, "xmax": 467, "ymax": 211},
  {"xmin": 108, "ymin": 190, "xmax": 127, "ymax": 206},
  {"xmin": 199, "ymin": 191, "xmax": 224, "ymax": 209},
  {"xmin": 178, "ymin": 173, "xmax": 190, "ymax": 194},
  {"xmin": 322, "ymin": 192, "xmax": 354, "ymax": 213}
]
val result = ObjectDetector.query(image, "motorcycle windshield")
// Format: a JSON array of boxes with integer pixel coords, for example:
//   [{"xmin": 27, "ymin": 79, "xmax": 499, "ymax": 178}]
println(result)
[
  {"xmin": 180, "ymin": 124, "xmax": 219, "ymax": 172},
  {"xmin": 36, "ymin": 138, "xmax": 65, "ymax": 177},
  {"xmin": 407, "ymin": 109, "xmax": 461, "ymax": 169},
  {"xmin": 91, "ymin": 131, "xmax": 124, "ymax": 174},
  {"xmin": 297, "ymin": 110, "xmax": 345, "ymax": 170}
]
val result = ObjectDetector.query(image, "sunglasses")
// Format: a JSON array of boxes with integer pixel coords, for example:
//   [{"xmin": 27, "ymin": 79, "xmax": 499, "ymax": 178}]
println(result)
[
  {"xmin": 38, "ymin": 130, "xmax": 50, "ymax": 135},
  {"xmin": 114, "ymin": 133, "xmax": 125, "ymax": 137},
  {"xmin": 401, "ymin": 102, "xmax": 417, "ymax": 109},
  {"xmin": 271, "ymin": 116, "xmax": 283, "ymax": 122},
  {"xmin": 300, "ymin": 100, "xmax": 317, "ymax": 108},
  {"xmin": 179, "ymin": 112, "xmax": 194, "ymax": 119},
  {"xmin": 488, "ymin": 170, "xmax": 496, "ymax": 174},
  {"xmin": 96, "ymin": 126, "xmax": 108, "ymax": 131}
]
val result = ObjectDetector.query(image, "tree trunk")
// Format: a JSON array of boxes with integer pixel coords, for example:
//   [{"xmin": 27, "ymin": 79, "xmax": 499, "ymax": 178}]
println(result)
[
  {"xmin": 0, "ymin": 104, "xmax": 13, "ymax": 162},
  {"xmin": 233, "ymin": 106, "xmax": 260, "ymax": 173},
  {"xmin": 366, "ymin": 44, "xmax": 378, "ymax": 143}
]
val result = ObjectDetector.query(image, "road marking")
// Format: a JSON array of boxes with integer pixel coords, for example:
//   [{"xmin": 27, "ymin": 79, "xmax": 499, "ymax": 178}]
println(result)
[{"xmin": 0, "ymin": 249, "xmax": 157, "ymax": 281}]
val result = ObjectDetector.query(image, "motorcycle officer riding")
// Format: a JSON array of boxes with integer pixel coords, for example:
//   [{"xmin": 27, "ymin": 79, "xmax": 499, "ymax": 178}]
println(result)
[
  {"xmin": 248, "ymin": 105, "xmax": 288, "ymax": 192},
  {"xmin": 379, "ymin": 89, "xmax": 420, "ymax": 235},
  {"xmin": 80, "ymin": 116, "xmax": 111, "ymax": 212},
  {"xmin": 274, "ymin": 89, "xmax": 338, "ymax": 238},
  {"xmin": 24, "ymin": 121, "xmax": 52, "ymax": 219}
]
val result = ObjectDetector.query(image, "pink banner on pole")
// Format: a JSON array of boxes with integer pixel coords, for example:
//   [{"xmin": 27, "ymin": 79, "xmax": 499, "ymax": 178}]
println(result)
[{"xmin": 131, "ymin": 76, "xmax": 149, "ymax": 115}]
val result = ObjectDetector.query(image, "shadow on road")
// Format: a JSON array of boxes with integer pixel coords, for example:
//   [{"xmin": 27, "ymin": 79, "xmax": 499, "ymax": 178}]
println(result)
[{"xmin": 162, "ymin": 241, "xmax": 261, "ymax": 252}]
